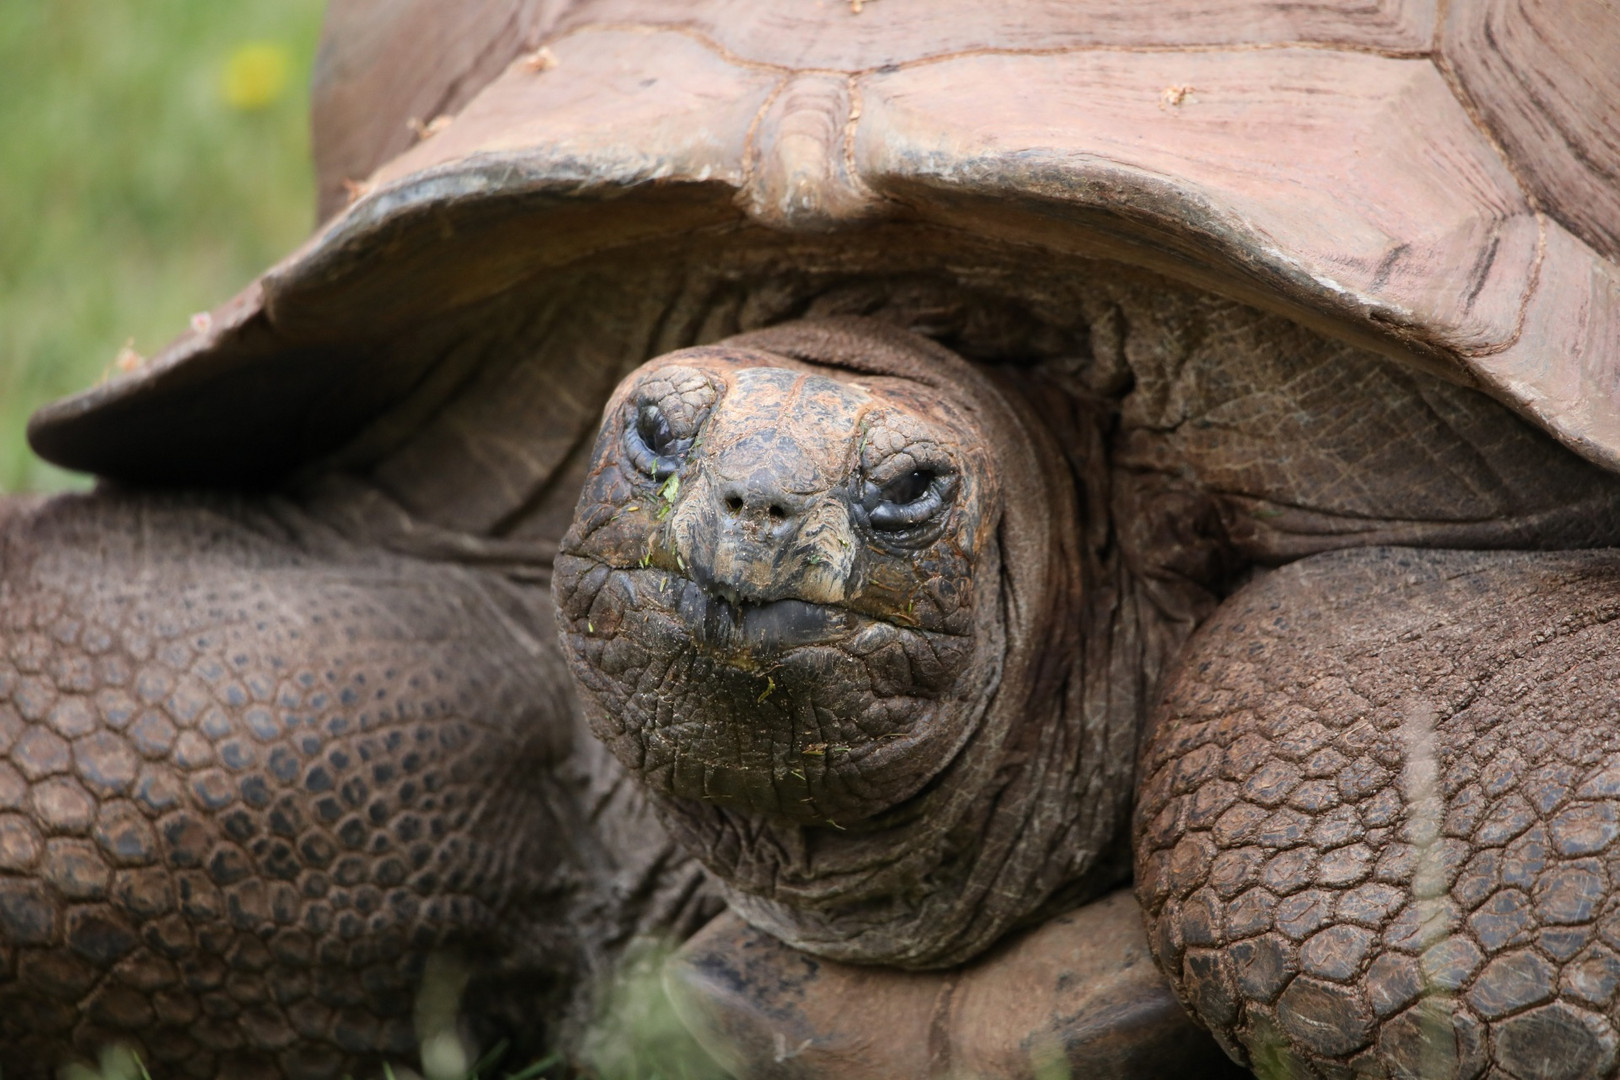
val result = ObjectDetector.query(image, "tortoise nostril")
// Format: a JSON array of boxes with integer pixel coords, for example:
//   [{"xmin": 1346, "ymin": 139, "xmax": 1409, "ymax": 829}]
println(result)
[
  {"xmin": 725, "ymin": 496, "xmax": 744, "ymax": 514},
  {"xmin": 768, "ymin": 504, "xmax": 787, "ymax": 521}
]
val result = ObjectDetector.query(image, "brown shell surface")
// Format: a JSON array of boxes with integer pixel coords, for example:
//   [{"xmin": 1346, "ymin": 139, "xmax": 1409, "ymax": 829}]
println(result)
[{"xmin": 26, "ymin": 0, "xmax": 1620, "ymax": 485}]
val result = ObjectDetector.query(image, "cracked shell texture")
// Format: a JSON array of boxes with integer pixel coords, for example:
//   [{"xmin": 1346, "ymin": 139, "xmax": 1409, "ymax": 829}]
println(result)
[
  {"xmin": 0, "ymin": 494, "xmax": 573, "ymax": 1080},
  {"xmin": 1138, "ymin": 545, "xmax": 1620, "ymax": 1080}
]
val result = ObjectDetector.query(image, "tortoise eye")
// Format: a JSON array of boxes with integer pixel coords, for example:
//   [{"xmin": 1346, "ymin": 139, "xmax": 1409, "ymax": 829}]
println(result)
[
  {"xmin": 626, "ymin": 402, "xmax": 696, "ymax": 479},
  {"xmin": 619, "ymin": 366, "xmax": 719, "ymax": 482},
  {"xmin": 861, "ymin": 468, "xmax": 957, "ymax": 535},
  {"xmin": 880, "ymin": 469, "xmax": 934, "ymax": 506},
  {"xmin": 637, "ymin": 405, "xmax": 677, "ymax": 456}
]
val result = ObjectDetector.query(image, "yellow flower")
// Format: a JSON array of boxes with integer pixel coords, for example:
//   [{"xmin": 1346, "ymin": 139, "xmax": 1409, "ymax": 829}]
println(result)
[{"xmin": 221, "ymin": 43, "xmax": 290, "ymax": 111}]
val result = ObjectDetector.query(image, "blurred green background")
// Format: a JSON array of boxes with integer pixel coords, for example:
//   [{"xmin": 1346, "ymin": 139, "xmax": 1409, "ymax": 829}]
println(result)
[{"xmin": 0, "ymin": 0, "xmax": 328, "ymax": 493}]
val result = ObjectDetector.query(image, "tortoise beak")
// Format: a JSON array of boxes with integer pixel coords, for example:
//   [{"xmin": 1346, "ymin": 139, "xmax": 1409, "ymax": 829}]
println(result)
[
  {"xmin": 667, "ymin": 467, "xmax": 860, "ymax": 612},
  {"xmin": 666, "ymin": 476, "xmax": 862, "ymax": 657},
  {"xmin": 674, "ymin": 578, "xmax": 854, "ymax": 655}
]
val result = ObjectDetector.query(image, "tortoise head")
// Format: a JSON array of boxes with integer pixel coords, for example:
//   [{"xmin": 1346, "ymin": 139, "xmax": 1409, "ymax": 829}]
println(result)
[
  {"xmin": 554, "ymin": 335, "xmax": 999, "ymax": 825},
  {"xmin": 551, "ymin": 318, "xmax": 1099, "ymax": 970}
]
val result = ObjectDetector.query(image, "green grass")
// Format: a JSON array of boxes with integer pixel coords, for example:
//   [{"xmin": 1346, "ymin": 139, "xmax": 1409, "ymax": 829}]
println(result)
[
  {"xmin": 0, "ymin": 0, "xmax": 326, "ymax": 493},
  {"xmin": 55, "ymin": 940, "xmax": 730, "ymax": 1080}
]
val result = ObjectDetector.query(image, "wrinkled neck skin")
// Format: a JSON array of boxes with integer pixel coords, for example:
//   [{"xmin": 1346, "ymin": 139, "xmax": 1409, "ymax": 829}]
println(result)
[{"xmin": 556, "ymin": 319, "xmax": 1155, "ymax": 968}]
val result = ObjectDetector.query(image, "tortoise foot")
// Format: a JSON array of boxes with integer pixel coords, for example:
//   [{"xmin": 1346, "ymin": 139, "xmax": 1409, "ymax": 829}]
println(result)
[{"xmin": 665, "ymin": 889, "xmax": 1244, "ymax": 1079}]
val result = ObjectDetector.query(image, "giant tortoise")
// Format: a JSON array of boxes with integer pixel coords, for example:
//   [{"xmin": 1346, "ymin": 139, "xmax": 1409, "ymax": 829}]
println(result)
[{"xmin": 6, "ymin": 2, "xmax": 1620, "ymax": 1078}]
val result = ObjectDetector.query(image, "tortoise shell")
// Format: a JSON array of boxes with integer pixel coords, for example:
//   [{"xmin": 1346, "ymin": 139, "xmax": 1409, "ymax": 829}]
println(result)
[{"xmin": 27, "ymin": 0, "xmax": 1620, "ymax": 489}]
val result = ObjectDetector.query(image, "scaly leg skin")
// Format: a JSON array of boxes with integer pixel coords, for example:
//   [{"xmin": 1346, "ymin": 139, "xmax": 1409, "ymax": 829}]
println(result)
[
  {"xmin": 664, "ymin": 889, "xmax": 1247, "ymax": 1079},
  {"xmin": 0, "ymin": 491, "xmax": 710, "ymax": 1080},
  {"xmin": 1137, "ymin": 546, "xmax": 1620, "ymax": 1080}
]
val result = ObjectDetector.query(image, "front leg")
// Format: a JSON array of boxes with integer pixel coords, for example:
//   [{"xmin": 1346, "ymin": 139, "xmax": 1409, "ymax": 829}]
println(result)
[
  {"xmin": 1138, "ymin": 546, "xmax": 1620, "ymax": 1079},
  {"xmin": 664, "ymin": 889, "xmax": 1244, "ymax": 1079},
  {"xmin": 0, "ymin": 490, "xmax": 706, "ymax": 1079}
]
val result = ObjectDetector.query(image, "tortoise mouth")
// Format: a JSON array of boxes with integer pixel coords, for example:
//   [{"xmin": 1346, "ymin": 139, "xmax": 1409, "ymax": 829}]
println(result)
[
  {"xmin": 587, "ymin": 558, "xmax": 967, "ymax": 664},
  {"xmin": 555, "ymin": 551, "xmax": 984, "ymax": 822},
  {"xmin": 675, "ymin": 577, "xmax": 856, "ymax": 655}
]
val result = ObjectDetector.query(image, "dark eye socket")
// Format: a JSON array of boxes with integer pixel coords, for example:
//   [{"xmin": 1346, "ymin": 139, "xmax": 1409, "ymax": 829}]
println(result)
[
  {"xmin": 626, "ymin": 402, "xmax": 698, "ymax": 480},
  {"xmin": 880, "ymin": 469, "xmax": 934, "ymax": 506},
  {"xmin": 637, "ymin": 405, "xmax": 677, "ymax": 455},
  {"xmin": 862, "ymin": 467, "xmax": 956, "ymax": 535}
]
